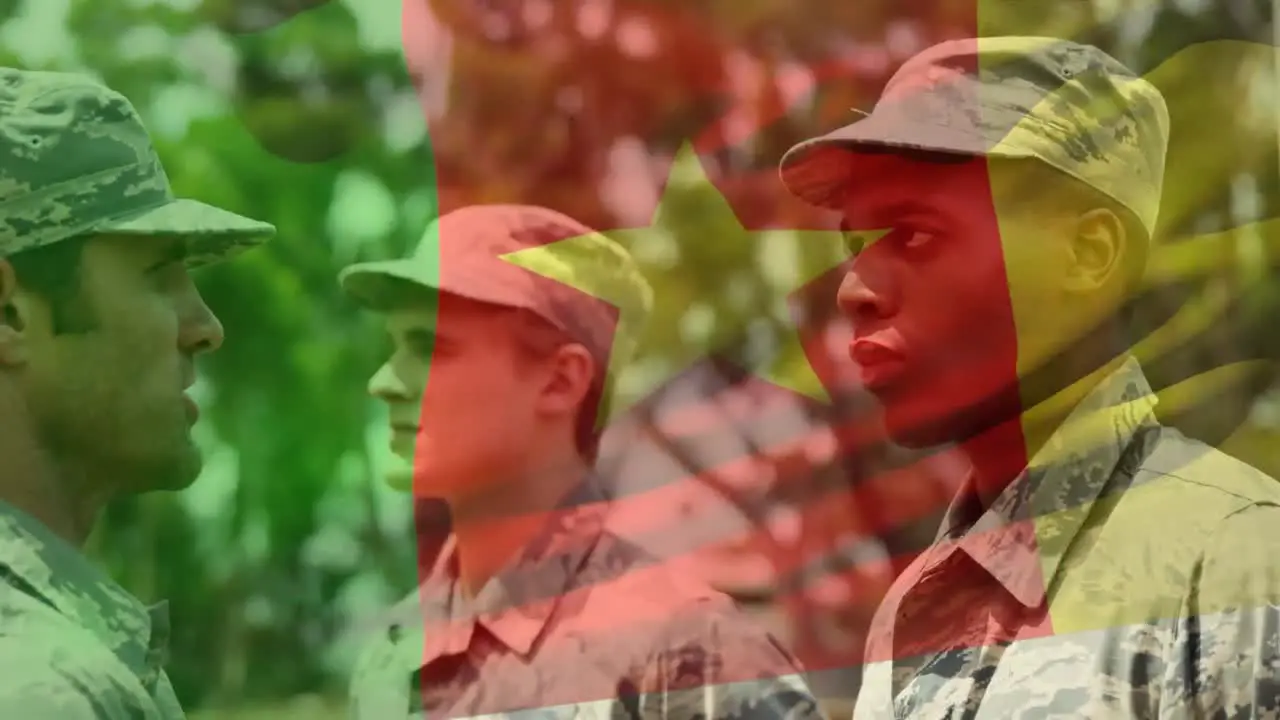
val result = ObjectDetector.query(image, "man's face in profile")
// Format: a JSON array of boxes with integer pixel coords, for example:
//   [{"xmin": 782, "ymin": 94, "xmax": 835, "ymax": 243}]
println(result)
[
  {"xmin": 15, "ymin": 234, "xmax": 224, "ymax": 494},
  {"xmin": 833, "ymin": 151, "xmax": 1091, "ymax": 447}
]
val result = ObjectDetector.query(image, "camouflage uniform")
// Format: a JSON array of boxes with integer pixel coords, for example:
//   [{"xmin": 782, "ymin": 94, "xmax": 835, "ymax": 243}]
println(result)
[
  {"xmin": 0, "ymin": 69, "xmax": 274, "ymax": 264},
  {"xmin": 0, "ymin": 69, "xmax": 274, "ymax": 717},
  {"xmin": 855, "ymin": 358, "xmax": 1280, "ymax": 718},
  {"xmin": 348, "ymin": 478, "xmax": 825, "ymax": 719},
  {"xmin": 779, "ymin": 39, "xmax": 1280, "ymax": 718},
  {"xmin": 340, "ymin": 205, "xmax": 826, "ymax": 719},
  {"xmin": 0, "ymin": 503, "xmax": 183, "ymax": 717}
]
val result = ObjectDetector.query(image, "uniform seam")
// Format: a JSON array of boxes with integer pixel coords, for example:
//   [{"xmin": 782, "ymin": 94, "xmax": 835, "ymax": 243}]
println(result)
[{"xmin": 1134, "ymin": 468, "xmax": 1280, "ymax": 509}]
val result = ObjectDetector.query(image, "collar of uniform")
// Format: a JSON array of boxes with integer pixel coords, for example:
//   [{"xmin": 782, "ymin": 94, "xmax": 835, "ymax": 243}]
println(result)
[
  {"xmin": 421, "ymin": 476, "xmax": 612, "ymax": 660},
  {"xmin": 0, "ymin": 501, "xmax": 159, "ymax": 677},
  {"xmin": 930, "ymin": 357, "xmax": 1158, "ymax": 608}
]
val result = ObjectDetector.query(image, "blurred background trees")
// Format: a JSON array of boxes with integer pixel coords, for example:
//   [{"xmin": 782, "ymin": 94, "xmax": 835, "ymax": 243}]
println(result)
[{"xmin": 1, "ymin": 0, "xmax": 1277, "ymax": 715}]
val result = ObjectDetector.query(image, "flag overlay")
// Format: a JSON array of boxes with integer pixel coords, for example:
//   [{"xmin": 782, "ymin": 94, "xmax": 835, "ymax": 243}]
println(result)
[{"xmin": 236, "ymin": 0, "xmax": 1280, "ymax": 714}]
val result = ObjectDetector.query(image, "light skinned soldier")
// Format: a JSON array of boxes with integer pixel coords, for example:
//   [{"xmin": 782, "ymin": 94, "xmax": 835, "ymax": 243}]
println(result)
[
  {"xmin": 340, "ymin": 204, "xmax": 829, "ymax": 720},
  {"xmin": 0, "ymin": 69, "xmax": 274, "ymax": 717},
  {"xmin": 780, "ymin": 37, "xmax": 1280, "ymax": 718}
]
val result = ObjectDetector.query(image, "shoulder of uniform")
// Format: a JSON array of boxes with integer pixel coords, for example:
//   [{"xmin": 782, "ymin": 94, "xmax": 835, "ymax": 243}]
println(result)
[
  {"xmin": 579, "ymin": 534, "xmax": 804, "ymax": 669},
  {"xmin": 1182, "ymin": 499, "xmax": 1280, "ymax": 622},
  {"xmin": 0, "ymin": 630, "xmax": 153, "ymax": 718},
  {"xmin": 579, "ymin": 530, "xmax": 728, "ymax": 607},
  {"xmin": 1136, "ymin": 426, "xmax": 1280, "ymax": 509},
  {"xmin": 0, "ymin": 581, "xmax": 108, "ymax": 653},
  {"xmin": 1086, "ymin": 425, "xmax": 1280, "ymax": 573},
  {"xmin": 0, "ymin": 509, "xmax": 153, "ymax": 656}
]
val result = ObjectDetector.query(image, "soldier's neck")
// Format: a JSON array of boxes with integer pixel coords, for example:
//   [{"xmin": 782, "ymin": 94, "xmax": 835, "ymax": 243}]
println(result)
[
  {"xmin": 961, "ymin": 354, "xmax": 1126, "ymax": 511},
  {"xmin": 449, "ymin": 450, "xmax": 590, "ymax": 599},
  {"xmin": 0, "ymin": 399, "xmax": 101, "ymax": 546}
]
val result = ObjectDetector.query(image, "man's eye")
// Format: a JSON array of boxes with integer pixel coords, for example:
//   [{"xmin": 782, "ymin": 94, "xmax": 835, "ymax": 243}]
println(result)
[
  {"xmin": 397, "ymin": 334, "xmax": 434, "ymax": 358},
  {"xmin": 902, "ymin": 230, "xmax": 934, "ymax": 249},
  {"xmin": 892, "ymin": 227, "xmax": 936, "ymax": 251}
]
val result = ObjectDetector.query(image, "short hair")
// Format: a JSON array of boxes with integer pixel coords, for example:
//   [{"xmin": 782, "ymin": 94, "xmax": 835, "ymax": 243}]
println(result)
[{"xmin": 4, "ymin": 236, "xmax": 95, "ymax": 333}]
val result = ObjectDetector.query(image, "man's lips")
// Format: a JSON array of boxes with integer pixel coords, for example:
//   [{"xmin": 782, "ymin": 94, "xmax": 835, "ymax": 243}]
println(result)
[
  {"xmin": 183, "ymin": 393, "xmax": 198, "ymax": 423},
  {"xmin": 849, "ymin": 332, "xmax": 908, "ymax": 388},
  {"xmin": 850, "ymin": 330, "xmax": 907, "ymax": 361},
  {"xmin": 389, "ymin": 424, "xmax": 419, "ymax": 453}
]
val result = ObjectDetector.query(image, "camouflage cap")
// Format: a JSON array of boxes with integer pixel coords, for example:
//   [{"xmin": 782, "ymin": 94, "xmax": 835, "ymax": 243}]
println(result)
[
  {"xmin": 339, "ymin": 204, "xmax": 653, "ymax": 367},
  {"xmin": 779, "ymin": 37, "xmax": 1171, "ymax": 236},
  {"xmin": 0, "ymin": 68, "xmax": 274, "ymax": 266}
]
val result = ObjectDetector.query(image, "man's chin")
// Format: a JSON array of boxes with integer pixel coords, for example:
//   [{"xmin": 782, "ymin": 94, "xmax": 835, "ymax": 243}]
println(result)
[{"xmin": 129, "ymin": 446, "xmax": 204, "ymax": 493}]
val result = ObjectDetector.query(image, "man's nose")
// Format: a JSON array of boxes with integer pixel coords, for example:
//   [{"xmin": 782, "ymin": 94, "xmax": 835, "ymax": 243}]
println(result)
[
  {"xmin": 367, "ymin": 361, "xmax": 410, "ymax": 401},
  {"xmin": 180, "ymin": 294, "xmax": 225, "ymax": 355},
  {"xmin": 836, "ymin": 262, "xmax": 895, "ymax": 322}
]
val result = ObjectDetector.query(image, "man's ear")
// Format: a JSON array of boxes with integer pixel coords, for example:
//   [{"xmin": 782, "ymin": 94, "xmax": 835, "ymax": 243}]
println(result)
[
  {"xmin": 0, "ymin": 260, "xmax": 33, "ymax": 367},
  {"xmin": 1063, "ymin": 207, "xmax": 1125, "ymax": 294},
  {"xmin": 536, "ymin": 343, "xmax": 597, "ymax": 417}
]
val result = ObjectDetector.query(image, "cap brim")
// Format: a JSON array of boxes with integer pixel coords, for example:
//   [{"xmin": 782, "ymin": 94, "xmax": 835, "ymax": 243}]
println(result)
[
  {"xmin": 339, "ymin": 257, "xmax": 543, "ymax": 315},
  {"xmin": 94, "ymin": 198, "xmax": 276, "ymax": 267},
  {"xmin": 338, "ymin": 259, "xmax": 442, "ymax": 311},
  {"xmin": 779, "ymin": 114, "xmax": 1033, "ymax": 210}
]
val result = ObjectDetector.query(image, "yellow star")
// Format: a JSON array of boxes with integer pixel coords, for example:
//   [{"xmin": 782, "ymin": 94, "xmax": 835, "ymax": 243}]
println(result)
[{"xmin": 501, "ymin": 141, "xmax": 849, "ymax": 422}]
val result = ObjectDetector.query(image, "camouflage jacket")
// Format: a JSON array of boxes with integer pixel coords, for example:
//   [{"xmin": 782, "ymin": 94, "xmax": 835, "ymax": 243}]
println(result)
[
  {"xmin": 853, "ymin": 357, "xmax": 1280, "ymax": 719},
  {"xmin": 0, "ymin": 501, "xmax": 184, "ymax": 718},
  {"xmin": 348, "ymin": 480, "xmax": 826, "ymax": 720}
]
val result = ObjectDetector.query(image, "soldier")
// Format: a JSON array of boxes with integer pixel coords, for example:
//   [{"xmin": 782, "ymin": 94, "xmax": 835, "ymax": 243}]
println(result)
[
  {"xmin": 340, "ymin": 204, "xmax": 827, "ymax": 719},
  {"xmin": 0, "ymin": 69, "xmax": 274, "ymax": 717},
  {"xmin": 779, "ymin": 37, "xmax": 1280, "ymax": 718}
]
